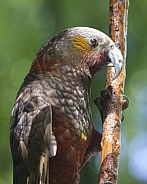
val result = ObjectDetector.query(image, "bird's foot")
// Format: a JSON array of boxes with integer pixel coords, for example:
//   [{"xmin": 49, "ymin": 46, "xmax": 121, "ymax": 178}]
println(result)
[
  {"xmin": 121, "ymin": 95, "xmax": 129, "ymax": 121},
  {"xmin": 94, "ymin": 89, "xmax": 111, "ymax": 122},
  {"xmin": 94, "ymin": 89, "xmax": 129, "ymax": 122},
  {"xmin": 122, "ymin": 95, "xmax": 129, "ymax": 111}
]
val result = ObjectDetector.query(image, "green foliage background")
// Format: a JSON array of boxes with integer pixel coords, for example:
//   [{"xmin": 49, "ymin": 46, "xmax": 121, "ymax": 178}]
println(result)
[{"xmin": 0, "ymin": 0, "xmax": 147, "ymax": 183}]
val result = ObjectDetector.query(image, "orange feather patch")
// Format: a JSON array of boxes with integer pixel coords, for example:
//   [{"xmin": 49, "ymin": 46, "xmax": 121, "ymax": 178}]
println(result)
[{"xmin": 72, "ymin": 36, "xmax": 89, "ymax": 51}]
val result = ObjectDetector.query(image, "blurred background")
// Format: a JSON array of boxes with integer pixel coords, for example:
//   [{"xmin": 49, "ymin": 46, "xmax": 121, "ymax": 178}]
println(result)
[{"xmin": 0, "ymin": 0, "xmax": 147, "ymax": 183}]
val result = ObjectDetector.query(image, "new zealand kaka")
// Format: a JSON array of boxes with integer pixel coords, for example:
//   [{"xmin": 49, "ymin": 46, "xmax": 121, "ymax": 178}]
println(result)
[{"xmin": 10, "ymin": 27, "xmax": 123, "ymax": 184}]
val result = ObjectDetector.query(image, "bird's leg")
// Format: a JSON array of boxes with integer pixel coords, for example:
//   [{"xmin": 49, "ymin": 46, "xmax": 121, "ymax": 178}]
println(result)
[
  {"xmin": 81, "ymin": 129, "xmax": 102, "ymax": 168},
  {"xmin": 94, "ymin": 89, "xmax": 129, "ymax": 123}
]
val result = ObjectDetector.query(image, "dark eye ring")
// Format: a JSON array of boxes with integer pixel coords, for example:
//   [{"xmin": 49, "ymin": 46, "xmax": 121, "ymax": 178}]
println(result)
[{"xmin": 89, "ymin": 38, "xmax": 98, "ymax": 47}]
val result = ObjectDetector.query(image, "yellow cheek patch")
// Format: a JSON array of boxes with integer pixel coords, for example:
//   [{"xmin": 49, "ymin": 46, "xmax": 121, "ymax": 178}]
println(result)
[
  {"xmin": 72, "ymin": 36, "xmax": 89, "ymax": 51},
  {"xmin": 81, "ymin": 132, "xmax": 87, "ymax": 141}
]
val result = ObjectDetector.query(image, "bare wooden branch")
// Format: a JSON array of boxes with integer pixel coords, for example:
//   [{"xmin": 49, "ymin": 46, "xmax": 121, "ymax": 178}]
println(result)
[{"xmin": 98, "ymin": 1, "xmax": 129, "ymax": 183}]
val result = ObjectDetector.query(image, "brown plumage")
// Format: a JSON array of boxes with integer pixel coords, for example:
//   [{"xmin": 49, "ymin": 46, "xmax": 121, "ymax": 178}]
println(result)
[{"xmin": 10, "ymin": 27, "xmax": 123, "ymax": 184}]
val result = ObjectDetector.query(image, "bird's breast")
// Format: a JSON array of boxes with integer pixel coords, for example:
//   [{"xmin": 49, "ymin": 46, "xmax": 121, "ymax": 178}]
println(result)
[{"xmin": 49, "ymin": 102, "xmax": 93, "ymax": 184}]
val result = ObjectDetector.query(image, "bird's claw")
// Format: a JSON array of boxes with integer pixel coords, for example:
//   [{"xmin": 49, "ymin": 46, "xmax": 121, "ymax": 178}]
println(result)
[
  {"xmin": 94, "ymin": 89, "xmax": 110, "ymax": 112},
  {"xmin": 122, "ymin": 95, "xmax": 129, "ymax": 111},
  {"xmin": 94, "ymin": 89, "xmax": 111, "ymax": 122},
  {"xmin": 94, "ymin": 90, "xmax": 129, "ymax": 122},
  {"xmin": 121, "ymin": 95, "xmax": 129, "ymax": 121}
]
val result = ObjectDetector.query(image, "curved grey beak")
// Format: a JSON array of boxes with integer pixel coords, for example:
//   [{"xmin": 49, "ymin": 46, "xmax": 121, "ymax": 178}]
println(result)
[{"xmin": 107, "ymin": 46, "xmax": 123, "ymax": 80}]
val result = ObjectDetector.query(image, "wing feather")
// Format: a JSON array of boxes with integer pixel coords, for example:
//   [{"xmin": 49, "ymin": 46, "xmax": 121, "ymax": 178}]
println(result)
[{"xmin": 10, "ymin": 94, "xmax": 56, "ymax": 184}]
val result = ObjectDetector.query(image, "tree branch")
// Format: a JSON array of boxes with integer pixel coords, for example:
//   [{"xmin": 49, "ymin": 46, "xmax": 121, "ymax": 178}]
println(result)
[{"xmin": 98, "ymin": 0, "xmax": 129, "ymax": 183}]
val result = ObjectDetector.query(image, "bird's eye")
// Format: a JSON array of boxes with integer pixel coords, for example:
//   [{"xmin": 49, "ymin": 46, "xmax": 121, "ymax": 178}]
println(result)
[
  {"xmin": 89, "ymin": 38, "xmax": 98, "ymax": 48},
  {"xmin": 110, "ymin": 44, "xmax": 114, "ymax": 50}
]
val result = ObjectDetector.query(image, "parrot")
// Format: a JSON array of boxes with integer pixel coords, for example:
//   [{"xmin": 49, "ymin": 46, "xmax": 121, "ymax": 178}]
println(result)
[{"xmin": 10, "ymin": 27, "xmax": 123, "ymax": 184}]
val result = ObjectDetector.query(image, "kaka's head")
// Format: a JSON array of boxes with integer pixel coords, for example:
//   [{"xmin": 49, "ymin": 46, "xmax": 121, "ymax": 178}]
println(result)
[{"xmin": 31, "ymin": 27, "xmax": 123, "ymax": 80}]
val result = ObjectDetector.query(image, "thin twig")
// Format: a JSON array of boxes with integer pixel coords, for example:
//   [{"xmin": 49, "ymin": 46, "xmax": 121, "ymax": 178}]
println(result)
[{"xmin": 98, "ymin": 1, "xmax": 129, "ymax": 183}]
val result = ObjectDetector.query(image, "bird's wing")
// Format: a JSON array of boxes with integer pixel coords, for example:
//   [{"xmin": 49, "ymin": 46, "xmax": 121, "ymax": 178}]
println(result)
[{"xmin": 10, "ymin": 93, "xmax": 57, "ymax": 184}]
